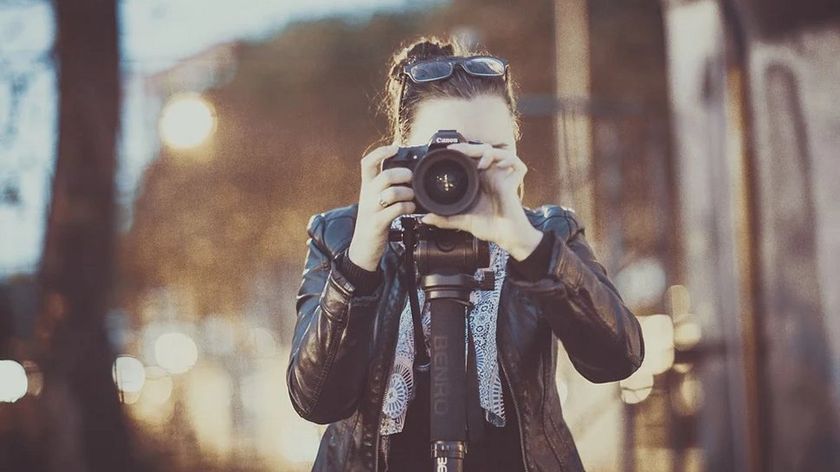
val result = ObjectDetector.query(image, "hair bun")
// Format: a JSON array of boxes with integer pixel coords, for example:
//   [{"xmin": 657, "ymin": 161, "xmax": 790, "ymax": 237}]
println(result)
[
  {"xmin": 383, "ymin": 35, "xmax": 519, "ymax": 144},
  {"xmin": 405, "ymin": 40, "xmax": 454, "ymax": 62},
  {"xmin": 389, "ymin": 37, "xmax": 457, "ymax": 79}
]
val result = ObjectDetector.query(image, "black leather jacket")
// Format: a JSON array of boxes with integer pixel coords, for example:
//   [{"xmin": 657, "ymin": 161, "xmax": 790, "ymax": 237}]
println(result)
[{"xmin": 287, "ymin": 203, "xmax": 644, "ymax": 471}]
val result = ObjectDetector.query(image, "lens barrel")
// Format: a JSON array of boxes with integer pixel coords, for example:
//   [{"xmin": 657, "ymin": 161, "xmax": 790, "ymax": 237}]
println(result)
[{"xmin": 412, "ymin": 149, "xmax": 480, "ymax": 216}]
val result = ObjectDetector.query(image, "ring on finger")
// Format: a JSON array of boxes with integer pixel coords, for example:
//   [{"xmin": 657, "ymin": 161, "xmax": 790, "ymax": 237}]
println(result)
[{"xmin": 378, "ymin": 192, "xmax": 389, "ymax": 208}]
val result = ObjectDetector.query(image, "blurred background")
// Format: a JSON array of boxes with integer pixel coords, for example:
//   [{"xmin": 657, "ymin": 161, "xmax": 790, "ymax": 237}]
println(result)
[{"xmin": 1, "ymin": 0, "xmax": 839, "ymax": 471}]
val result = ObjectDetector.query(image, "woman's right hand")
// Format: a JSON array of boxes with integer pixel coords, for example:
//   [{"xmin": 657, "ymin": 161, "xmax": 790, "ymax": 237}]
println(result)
[{"xmin": 347, "ymin": 144, "xmax": 416, "ymax": 271}]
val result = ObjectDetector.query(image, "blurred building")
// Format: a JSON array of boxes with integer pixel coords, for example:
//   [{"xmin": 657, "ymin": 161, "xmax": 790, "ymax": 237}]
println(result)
[{"xmin": 543, "ymin": 0, "xmax": 840, "ymax": 471}]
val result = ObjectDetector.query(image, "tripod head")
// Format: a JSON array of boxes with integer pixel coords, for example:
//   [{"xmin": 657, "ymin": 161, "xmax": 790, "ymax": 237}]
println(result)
[{"xmin": 389, "ymin": 215, "xmax": 495, "ymax": 290}]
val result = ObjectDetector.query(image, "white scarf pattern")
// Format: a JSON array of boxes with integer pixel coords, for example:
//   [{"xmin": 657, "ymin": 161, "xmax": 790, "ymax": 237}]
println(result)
[{"xmin": 379, "ymin": 215, "xmax": 509, "ymax": 435}]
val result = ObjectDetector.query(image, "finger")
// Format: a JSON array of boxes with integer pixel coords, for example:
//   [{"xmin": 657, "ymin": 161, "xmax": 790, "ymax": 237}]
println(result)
[
  {"xmin": 477, "ymin": 149, "xmax": 503, "ymax": 170},
  {"xmin": 491, "ymin": 159, "xmax": 516, "ymax": 170},
  {"xmin": 379, "ymin": 201, "xmax": 416, "ymax": 223},
  {"xmin": 480, "ymin": 151, "xmax": 526, "ymax": 173},
  {"xmin": 379, "ymin": 186, "xmax": 415, "ymax": 205},
  {"xmin": 420, "ymin": 212, "xmax": 468, "ymax": 231},
  {"xmin": 481, "ymin": 149, "xmax": 519, "ymax": 170},
  {"xmin": 371, "ymin": 167, "xmax": 413, "ymax": 192},
  {"xmin": 447, "ymin": 142, "xmax": 492, "ymax": 157},
  {"xmin": 360, "ymin": 144, "xmax": 399, "ymax": 182}
]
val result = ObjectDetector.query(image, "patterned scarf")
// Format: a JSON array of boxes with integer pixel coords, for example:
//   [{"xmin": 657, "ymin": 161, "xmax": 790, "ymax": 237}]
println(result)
[{"xmin": 379, "ymin": 215, "xmax": 509, "ymax": 435}]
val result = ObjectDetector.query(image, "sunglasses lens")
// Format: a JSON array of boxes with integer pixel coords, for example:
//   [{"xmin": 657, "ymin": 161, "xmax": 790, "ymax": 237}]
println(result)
[
  {"xmin": 409, "ymin": 62, "xmax": 453, "ymax": 82},
  {"xmin": 463, "ymin": 57, "xmax": 506, "ymax": 76}
]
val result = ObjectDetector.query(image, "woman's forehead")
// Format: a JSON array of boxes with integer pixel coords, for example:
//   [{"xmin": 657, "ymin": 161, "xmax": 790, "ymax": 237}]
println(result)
[{"xmin": 407, "ymin": 95, "xmax": 516, "ymax": 146}]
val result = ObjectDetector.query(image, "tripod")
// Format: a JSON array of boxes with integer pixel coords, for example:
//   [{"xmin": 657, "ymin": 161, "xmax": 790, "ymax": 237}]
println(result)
[{"xmin": 390, "ymin": 216, "xmax": 496, "ymax": 472}]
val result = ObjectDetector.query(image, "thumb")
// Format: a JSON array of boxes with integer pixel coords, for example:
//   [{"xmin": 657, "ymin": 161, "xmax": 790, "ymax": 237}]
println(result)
[
  {"xmin": 421, "ymin": 213, "xmax": 451, "ymax": 228},
  {"xmin": 420, "ymin": 213, "xmax": 469, "ymax": 231}
]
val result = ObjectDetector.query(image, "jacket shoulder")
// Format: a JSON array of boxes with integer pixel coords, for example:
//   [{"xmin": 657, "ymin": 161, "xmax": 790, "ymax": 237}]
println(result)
[
  {"xmin": 523, "ymin": 203, "xmax": 583, "ymax": 241},
  {"xmin": 306, "ymin": 203, "xmax": 359, "ymax": 258}
]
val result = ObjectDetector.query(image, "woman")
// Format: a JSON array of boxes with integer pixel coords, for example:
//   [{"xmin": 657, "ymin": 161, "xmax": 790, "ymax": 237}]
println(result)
[{"xmin": 287, "ymin": 37, "xmax": 644, "ymax": 472}]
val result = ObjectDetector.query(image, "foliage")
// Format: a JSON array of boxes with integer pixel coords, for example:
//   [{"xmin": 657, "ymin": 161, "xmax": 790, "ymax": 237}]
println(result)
[{"xmin": 120, "ymin": 1, "xmax": 556, "ymax": 317}]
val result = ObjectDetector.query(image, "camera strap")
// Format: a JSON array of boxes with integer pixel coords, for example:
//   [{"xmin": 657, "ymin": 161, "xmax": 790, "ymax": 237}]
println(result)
[{"xmin": 399, "ymin": 216, "xmax": 430, "ymax": 372}]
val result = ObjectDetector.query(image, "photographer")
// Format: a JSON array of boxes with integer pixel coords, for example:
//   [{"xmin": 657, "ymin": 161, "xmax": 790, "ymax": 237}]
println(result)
[{"xmin": 287, "ymin": 36, "xmax": 644, "ymax": 471}]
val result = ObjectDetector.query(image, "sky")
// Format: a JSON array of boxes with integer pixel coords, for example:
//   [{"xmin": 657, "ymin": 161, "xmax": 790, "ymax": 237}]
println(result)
[{"xmin": 0, "ymin": 0, "xmax": 429, "ymax": 277}]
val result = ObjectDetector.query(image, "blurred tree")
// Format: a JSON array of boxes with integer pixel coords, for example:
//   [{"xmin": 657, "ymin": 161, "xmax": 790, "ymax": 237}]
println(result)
[
  {"xmin": 35, "ymin": 0, "xmax": 134, "ymax": 470},
  {"xmin": 121, "ymin": 0, "xmax": 557, "ymax": 320}
]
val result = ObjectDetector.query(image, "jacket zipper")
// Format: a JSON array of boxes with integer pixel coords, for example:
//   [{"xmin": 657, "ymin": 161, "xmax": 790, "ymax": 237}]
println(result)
[{"xmin": 499, "ymin": 353, "xmax": 529, "ymax": 471}]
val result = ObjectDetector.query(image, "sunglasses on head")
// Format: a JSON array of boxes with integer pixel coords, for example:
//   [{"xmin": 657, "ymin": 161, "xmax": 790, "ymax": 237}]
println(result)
[
  {"xmin": 397, "ymin": 55, "xmax": 510, "ymax": 126},
  {"xmin": 402, "ymin": 55, "xmax": 509, "ymax": 83}
]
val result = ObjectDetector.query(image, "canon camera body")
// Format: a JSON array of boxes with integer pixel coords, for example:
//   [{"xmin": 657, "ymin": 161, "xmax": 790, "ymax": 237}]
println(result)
[{"xmin": 381, "ymin": 130, "xmax": 481, "ymax": 216}]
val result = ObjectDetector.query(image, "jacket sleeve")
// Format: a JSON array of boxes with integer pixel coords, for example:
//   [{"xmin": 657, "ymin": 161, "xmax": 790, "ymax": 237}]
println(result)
[
  {"xmin": 286, "ymin": 213, "xmax": 384, "ymax": 424},
  {"xmin": 506, "ymin": 208, "xmax": 644, "ymax": 383}
]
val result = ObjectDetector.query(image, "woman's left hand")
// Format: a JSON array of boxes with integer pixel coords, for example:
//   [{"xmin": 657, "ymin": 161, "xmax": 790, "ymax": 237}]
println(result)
[{"xmin": 420, "ymin": 142, "xmax": 544, "ymax": 261}]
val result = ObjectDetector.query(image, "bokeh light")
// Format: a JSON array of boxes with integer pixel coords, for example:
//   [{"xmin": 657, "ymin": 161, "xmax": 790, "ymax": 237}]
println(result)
[
  {"xmin": 159, "ymin": 93, "xmax": 216, "ymax": 150},
  {"xmin": 672, "ymin": 372, "xmax": 704, "ymax": 416},
  {"xmin": 23, "ymin": 361, "xmax": 44, "ymax": 397},
  {"xmin": 614, "ymin": 257, "xmax": 667, "ymax": 308},
  {"xmin": 620, "ymin": 370, "xmax": 654, "ymax": 405},
  {"xmin": 201, "ymin": 316, "xmax": 236, "ymax": 356},
  {"xmin": 639, "ymin": 314, "xmax": 675, "ymax": 375},
  {"xmin": 154, "ymin": 332, "xmax": 199, "ymax": 374},
  {"xmin": 668, "ymin": 284, "xmax": 703, "ymax": 350},
  {"xmin": 278, "ymin": 421, "xmax": 323, "ymax": 464},
  {"xmin": 120, "ymin": 390, "xmax": 142, "ymax": 405},
  {"xmin": 246, "ymin": 327, "xmax": 278, "ymax": 358},
  {"xmin": 129, "ymin": 367, "xmax": 175, "ymax": 425},
  {"xmin": 186, "ymin": 363, "xmax": 233, "ymax": 456},
  {"xmin": 0, "ymin": 360, "xmax": 28, "ymax": 403},
  {"xmin": 673, "ymin": 363, "xmax": 692, "ymax": 374},
  {"xmin": 674, "ymin": 318, "xmax": 702, "ymax": 350},
  {"xmin": 112, "ymin": 355, "xmax": 146, "ymax": 393},
  {"xmin": 667, "ymin": 285, "xmax": 691, "ymax": 315},
  {"xmin": 142, "ymin": 367, "xmax": 174, "ymax": 406}
]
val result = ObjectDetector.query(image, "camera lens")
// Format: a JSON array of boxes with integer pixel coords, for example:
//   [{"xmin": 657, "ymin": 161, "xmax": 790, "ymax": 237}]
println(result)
[
  {"xmin": 413, "ymin": 149, "xmax": 479, "ymax": 216},
  {"xmin": 424, "ymin": 160, "xmax": 468, "ymax": 205}
]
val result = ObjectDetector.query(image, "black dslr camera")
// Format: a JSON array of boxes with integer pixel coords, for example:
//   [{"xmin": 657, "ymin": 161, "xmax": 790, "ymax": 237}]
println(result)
[{"xmin": 381, "ymin": 130, "xmax": 481, "ymax": 216}]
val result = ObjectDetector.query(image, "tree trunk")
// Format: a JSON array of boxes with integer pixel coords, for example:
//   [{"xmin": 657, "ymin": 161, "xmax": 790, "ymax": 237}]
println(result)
[{"xmin": 37, "ymin": 0, "xmax": 133, "ymax": 470}]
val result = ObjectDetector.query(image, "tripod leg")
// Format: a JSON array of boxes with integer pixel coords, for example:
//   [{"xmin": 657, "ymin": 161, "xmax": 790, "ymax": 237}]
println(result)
[{"xmin": 429, "ymin": 298, "xmax": 468, "ymax": 472}]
